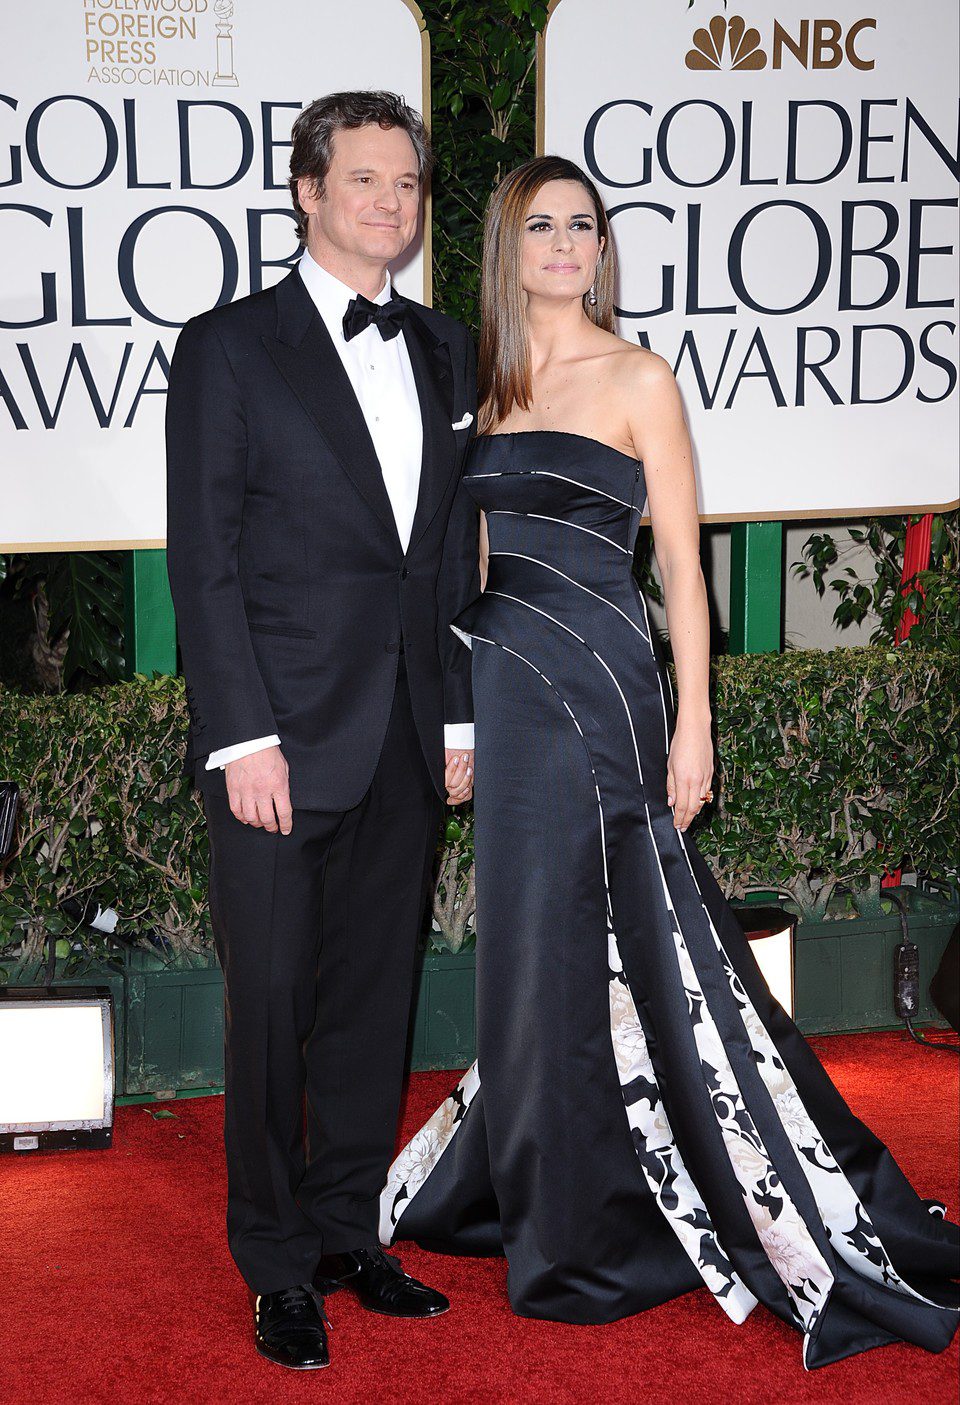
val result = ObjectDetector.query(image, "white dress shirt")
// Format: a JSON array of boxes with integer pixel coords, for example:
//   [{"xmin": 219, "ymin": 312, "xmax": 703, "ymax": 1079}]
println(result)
[{"xmin": 206, "ymin": 251, "xmax": 474, "ymax": 771}]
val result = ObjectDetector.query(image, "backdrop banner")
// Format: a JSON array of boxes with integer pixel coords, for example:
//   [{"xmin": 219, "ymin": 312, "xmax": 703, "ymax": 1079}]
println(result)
[
  {"xmin": 540, "ymin": 0, "xmax": 959, "ymax": 520},
  {"xmin": 1, "ymin": 0, "xmax": 428, "ymax": 550}
]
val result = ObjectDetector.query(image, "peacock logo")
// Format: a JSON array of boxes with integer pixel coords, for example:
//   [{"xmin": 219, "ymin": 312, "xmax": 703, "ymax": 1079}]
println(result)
[{"xmin": 686, "ymin": 15, "xmax": 767, "ymax": 71}]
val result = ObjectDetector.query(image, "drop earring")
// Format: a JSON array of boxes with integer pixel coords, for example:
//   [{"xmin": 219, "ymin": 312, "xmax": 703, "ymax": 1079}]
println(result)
[{"xmin": 587, "ymin": 256, "xmax": 602, "ymax": 306}]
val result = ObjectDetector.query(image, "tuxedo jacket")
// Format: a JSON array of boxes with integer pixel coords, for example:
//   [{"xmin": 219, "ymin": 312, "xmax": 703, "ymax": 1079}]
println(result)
[{"xmin": 165, "ymin": 268, "xmax": 479, "ymax": 811}]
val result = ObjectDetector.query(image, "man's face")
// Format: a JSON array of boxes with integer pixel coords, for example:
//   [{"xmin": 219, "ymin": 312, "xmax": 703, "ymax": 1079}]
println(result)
[{"xmin": 298, "ymin": 123, "xmax": 422, "ymax": 268}]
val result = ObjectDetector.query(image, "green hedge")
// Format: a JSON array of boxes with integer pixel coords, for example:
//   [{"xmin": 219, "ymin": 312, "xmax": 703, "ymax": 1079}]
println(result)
[
  {"xmin": 1, "ymin": 645, "xmax": 956, "ymax": 965},
  {"xmin": 698, "ymin": 647, "xmax": 958, "ymax": 919},
  {"xmin": 0, "ymin": 678, "xmax": 206, "ymax": 967}
]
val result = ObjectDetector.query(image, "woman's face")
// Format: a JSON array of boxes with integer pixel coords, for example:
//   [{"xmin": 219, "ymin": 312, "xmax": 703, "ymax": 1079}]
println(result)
[{"xmin": 519, "ymin": 179, "xmax": 604, "ymax": 304}]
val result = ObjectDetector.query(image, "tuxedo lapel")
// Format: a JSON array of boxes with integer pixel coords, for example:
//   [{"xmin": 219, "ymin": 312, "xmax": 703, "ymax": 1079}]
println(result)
[
  {"xmin": 262, "ymin": 271, "xmax": 402, "ymax": 549},
  {"xmin": 401, "ymin": 302, "xmax": 458, "ymax": 554}
]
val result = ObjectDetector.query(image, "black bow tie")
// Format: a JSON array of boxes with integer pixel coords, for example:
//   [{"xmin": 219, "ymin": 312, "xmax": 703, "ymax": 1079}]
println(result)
[{"xmin": 342, "ymin": 293, "xmax": 408, "ymax": 342}]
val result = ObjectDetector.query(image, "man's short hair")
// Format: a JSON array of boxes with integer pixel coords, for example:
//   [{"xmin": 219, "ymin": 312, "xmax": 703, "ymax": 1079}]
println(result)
[{"xmin": 288, "ymin": 90, "xmax": 433, "ymax": 245}]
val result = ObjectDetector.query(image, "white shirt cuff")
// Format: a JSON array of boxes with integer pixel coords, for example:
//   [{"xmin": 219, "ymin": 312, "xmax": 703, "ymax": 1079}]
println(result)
[
  {"xmin": 443, "ymin": 723, "xmax": 475, "ymax": 751},
  {"xmin": 205, "ymin": 735, "xmax": 282, "ymax": 771}
]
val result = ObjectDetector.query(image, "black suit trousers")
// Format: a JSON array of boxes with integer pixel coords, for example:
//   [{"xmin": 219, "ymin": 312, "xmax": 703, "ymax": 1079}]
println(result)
[{"xmin": 204, "ymin": 656, "xmax": 441, "ymax": 1293}]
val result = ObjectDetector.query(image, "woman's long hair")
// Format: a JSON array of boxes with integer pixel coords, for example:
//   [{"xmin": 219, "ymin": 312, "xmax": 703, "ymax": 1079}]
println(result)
[{"xmin": 477, "ymin": 155, "xmax": 617, "ymax": 435}]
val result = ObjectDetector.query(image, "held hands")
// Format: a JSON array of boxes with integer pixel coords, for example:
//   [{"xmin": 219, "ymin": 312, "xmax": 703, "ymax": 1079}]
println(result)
[
  {"xmin": 445, "ymin": 748, "xmax": 474, "ymax": 806},
  {"xmin": 666, "ymin": 717, "xmax": 714, "ymax": 832},
  {"xmin": 225, "ymin": 745, "xmax": 293, "ymax": 835}
]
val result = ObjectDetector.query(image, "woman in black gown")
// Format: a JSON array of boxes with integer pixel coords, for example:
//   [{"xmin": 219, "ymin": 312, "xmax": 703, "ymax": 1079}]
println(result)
[{"xmin": 380, "ymin": 156, "xmax": 960, "ymax": 1368}]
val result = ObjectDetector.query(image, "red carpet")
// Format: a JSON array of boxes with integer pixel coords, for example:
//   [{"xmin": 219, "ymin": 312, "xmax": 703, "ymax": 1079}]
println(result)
[{"xmin": 5, "ymin": 1032, "xmax": 958, "ymax": 1404}]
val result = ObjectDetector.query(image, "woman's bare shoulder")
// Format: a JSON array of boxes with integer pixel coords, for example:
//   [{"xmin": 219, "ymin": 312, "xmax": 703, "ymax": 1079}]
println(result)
[
  {"xmin": 607, "ymin": 343, "xmax": 686, "ymax": 461},
  {"xmin": 607, "ymin": 339, "xmax": 676, "ymax": 391},
  {"xmin": 581, "ymin": 330, "xmax": 673, "ymax": 393}
]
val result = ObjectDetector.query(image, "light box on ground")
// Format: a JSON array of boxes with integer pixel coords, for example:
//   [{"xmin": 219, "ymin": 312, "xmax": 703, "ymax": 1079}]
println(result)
[
  {"xmin": 0, "ymin": 987, "xmax": 114, "ymax": 1152},
  {"xmin": 736, "ymin": 906, "xmax": 796, "ymax": 1020}
]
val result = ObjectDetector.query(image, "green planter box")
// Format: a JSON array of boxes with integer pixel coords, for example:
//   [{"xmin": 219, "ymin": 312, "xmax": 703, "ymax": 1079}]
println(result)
[
  {"xmin": 120, "ymin": 945, "xmax": 480, "ymax": 1091},
  {"xmin": 118, "ymin": 945, "xmax": 479, "ymax": 1094},
  {"xmin": 409, "ymin": 949, "xmax": 477, "ymax": 1071},
  {"xmin": 792, "ymin": 885, "xmax": 957, "ymax": 1035},
  {"xmin": 124, "ymin": 949, "xmax": 224, "ymax": 1096}
]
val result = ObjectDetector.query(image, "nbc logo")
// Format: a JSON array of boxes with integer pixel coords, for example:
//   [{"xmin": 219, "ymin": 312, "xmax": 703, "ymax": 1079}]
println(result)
[{"xmin": 685, "ymin": 15, "xmax": 877, "ymax": 71}]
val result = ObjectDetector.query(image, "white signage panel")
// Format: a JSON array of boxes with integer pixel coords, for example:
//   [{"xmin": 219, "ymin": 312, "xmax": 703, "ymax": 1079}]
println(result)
[
  {"xmin": 541, "ymin": 1, "xmax": 959, "ymax": 519},
  {"xmin": 1, "ymin": 0, "xmax": 428, "ymax": 548}
]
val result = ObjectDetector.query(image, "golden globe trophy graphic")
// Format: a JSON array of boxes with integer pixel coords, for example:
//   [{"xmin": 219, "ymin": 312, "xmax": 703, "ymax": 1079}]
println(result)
[{"xmin": 212, "ymin": 0, "xmax": 239, "ymax": 87}]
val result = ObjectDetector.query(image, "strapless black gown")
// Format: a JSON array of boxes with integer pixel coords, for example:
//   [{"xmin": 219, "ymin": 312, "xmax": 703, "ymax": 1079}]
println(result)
[{"xmin": 380, "ymin": 431, "xmax": 959, "ymax": 1368}]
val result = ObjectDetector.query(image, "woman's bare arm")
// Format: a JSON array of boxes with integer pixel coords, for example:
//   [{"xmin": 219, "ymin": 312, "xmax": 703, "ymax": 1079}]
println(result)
[{"xmin": 626, "ymin": 353, "xmax": 714, "ymax": 830}]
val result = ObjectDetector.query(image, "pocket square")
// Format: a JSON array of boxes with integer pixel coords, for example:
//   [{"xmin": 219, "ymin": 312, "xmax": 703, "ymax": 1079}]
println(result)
[{"xmin": 451, "ymin": 412, "xmax": 473, "ymax": 430}]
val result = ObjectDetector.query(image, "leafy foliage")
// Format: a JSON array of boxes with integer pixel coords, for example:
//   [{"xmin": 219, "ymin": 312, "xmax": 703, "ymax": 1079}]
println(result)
[
  {"xmin": 0, "ymin": 677, "xmax": 208, "ymax": 971},
  {"xmin": 2, "ymin": 648, "xmax": 955, "ymax": 965},
  {"xmin": 430, "ymin": 810, "xmax": 476, "ymax": 952},
  {"xmin": 792, "ymin": 512, "xmax": 959, "ymax": 652},
  {"xmin": 0, "ymin": 551, "xmax": 125, "ymax": 692},
  {"xmin": 699, "ymin": 647, "xmax": 959, "ymax": 922},
  {"xmin": 422, "ymin": 0, "xmax": 548, "ymax": 332}
]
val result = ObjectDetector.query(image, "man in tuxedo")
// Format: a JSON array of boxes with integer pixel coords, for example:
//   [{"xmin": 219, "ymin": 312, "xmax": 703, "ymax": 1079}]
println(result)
[{"xmin": 165, "ymin": 90, "xmax": 478, "ymax": 1370}]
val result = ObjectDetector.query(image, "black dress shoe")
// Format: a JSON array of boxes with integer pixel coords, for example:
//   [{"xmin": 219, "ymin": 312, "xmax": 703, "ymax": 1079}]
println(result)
[
  {"xmin": 253, "ymin": 1285, "xmax": 331, "ymax": 1369},
  {"xmin": 320, "ymin": 1246, "xmax": 449, "ymax": 1318}
]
